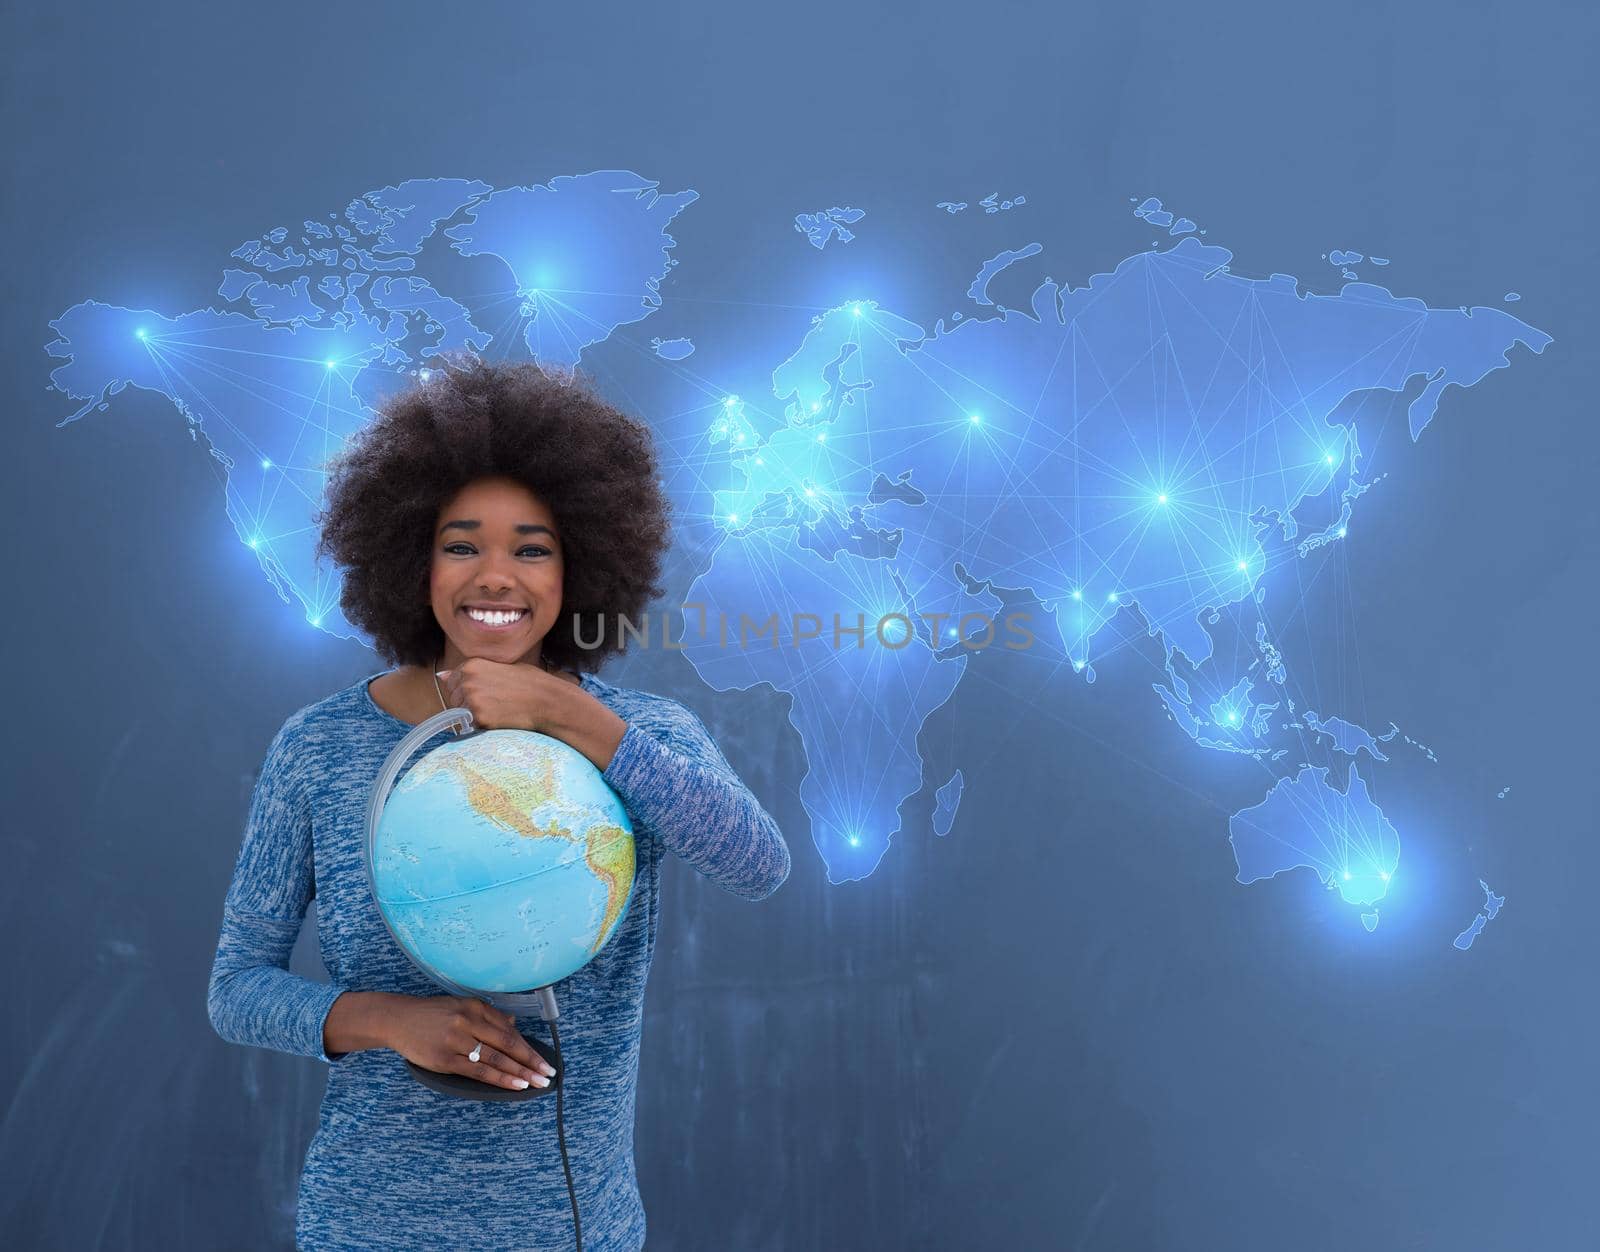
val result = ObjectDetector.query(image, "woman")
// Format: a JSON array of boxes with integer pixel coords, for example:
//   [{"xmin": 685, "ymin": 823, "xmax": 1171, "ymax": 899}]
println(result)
[{"xmin": 207, "ymin": 358, "xmax": 791, "ymax": 1251}]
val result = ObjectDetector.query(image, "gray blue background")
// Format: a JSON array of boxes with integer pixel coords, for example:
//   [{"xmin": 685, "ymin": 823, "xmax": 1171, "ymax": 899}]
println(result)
[{"xmin": 3, "ymin": 1, "xmax": 1595, "ymax": 1248}]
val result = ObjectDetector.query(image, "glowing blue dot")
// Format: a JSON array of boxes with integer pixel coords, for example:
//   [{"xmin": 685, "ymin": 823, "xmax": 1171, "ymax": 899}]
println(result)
[
  {"xmin": 817, "ymin": 432, "xmax": 826, "ymax": 442},
  {"xmin": 135, "ymin": 328, "xmax": 148, "ymax": 341},
  {"xmin": 260, "ymin": 459, "xmax": 272, "ymax": 470},
  {"xmin": 724, "ymin": 396, "xmax": 736, "ymax": 408},
  {"xmin": 1343, "ymin": 871, "xmax": 1352, "ymax": 881},
  {"xmin": 1107, "ymin": 592, "xmax": 1119, "ymax": 603},
  {"xmin": 1338, "ymin": 527, "xmax": 1348, "ymax": 538},
  {"xmin": 324, "ymin": 359, "xmax": 336, "ymax": 370},
  {"xmin": 717, "ymin": 423, "xmax": 727, "ymax": 433},
  {"xmin": 1073, "ymin": 660, "xmax": 1085, "ymax": 672},
  {"xmin": 804, "ymin": 487, "xmax": 815, "ymax": 497},
  {"xmin": 852, "ymin": 304, "xmax": 862, "ymax": 317},
  {"xmin": 1325, "ymin": 453, "xmax": 1335, "ymax": 465},
  {"xmin": 811, "ymin": 402, "xmax": 820, "ymax": 412},
  {"xmin": 848, "ymin": 835, "xmax": 860, "ymax": 846},
  {"xmin": 1071, "ymin": 590, "xmax": 1082, "ymax": 601},
  {"xmin": 1227, "ymin": 712, "xmax": 1238, "ymax": 724},
  {"xmin": 755, "ymin": 457, "xmax": 764, "ymax": 466},
  {"xmin": 310, "ymin": 617, "xmax": 322, "ymax": 626},
  {"xmin": 248, "ymin": 538, "xmax": 259, "ymax": 549},
  {"xmin": 1157, "ymin": 493, "xmax": 1168, "ymax": 504},
  {"xmin": 1237, "ymin": 560, "xmax": 1248, "ymax": 571},
  {"xmin": 969, "ymin": 414, "xmax": 981, "ymax": 423},
  {"xmin": 735, "ymin": 432, "xmax": 745, "ymax": 442},
  {"xmin": 1380, "ymin": 872, "xmax": 1390, "ymax": 881},
  {"xmin": 948, "ymin": 627, "xmax": 957, "ymax": 636},
  {"xmin": 419, "ymin": 369, "xmax": 431, "ymax": 381}
]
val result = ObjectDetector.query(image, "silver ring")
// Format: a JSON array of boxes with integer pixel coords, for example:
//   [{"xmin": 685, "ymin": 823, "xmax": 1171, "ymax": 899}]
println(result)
[{"xmin": 467, "ymin": 1043, "xmax": 482, "ymax": 1063}]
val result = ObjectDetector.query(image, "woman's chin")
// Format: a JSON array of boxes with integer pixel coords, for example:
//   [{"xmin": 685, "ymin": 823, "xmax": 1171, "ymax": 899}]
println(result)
[{"xmin": 448, "ymin": 634, "xmax": 546, "ymax": 663}]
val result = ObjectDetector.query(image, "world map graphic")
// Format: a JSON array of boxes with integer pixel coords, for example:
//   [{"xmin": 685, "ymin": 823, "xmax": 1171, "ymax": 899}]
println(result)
[{"xmin": 44, "ymin": 171, "xmax": 1552, "ymax": 946}]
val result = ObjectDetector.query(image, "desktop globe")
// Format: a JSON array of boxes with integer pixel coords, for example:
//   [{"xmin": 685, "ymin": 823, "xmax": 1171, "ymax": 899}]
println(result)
[{"xmin": 369, "ymin": 726, "xmax": 636, "ymax": 996}]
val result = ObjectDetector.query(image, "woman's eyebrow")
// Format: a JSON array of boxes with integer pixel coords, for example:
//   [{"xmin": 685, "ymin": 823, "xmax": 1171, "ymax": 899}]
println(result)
[{"xmin": 437, "ymin": 520, "xmax": 557, "ymax": 538}]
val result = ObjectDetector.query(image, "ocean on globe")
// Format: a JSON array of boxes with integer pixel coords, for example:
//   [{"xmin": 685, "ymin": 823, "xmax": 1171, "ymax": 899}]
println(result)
[{"xmin": 371, "ymin": 729, "xmax": 636, "ymax": 994}]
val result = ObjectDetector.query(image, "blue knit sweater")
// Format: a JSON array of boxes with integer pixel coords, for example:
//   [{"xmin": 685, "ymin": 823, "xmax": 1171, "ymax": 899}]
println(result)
[{"xmin": 207, "ymin": 668, "xmax": 791, "ymax": 1251}]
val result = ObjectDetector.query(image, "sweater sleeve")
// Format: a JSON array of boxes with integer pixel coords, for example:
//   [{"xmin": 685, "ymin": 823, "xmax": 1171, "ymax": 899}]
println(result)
[
  {"xmin": 207, "ymin": 717, "xmax": 351, "ymax": 1064},
  {"xmin": 600, "ymin": 702, "xmax": 791, "ymax": 901}
]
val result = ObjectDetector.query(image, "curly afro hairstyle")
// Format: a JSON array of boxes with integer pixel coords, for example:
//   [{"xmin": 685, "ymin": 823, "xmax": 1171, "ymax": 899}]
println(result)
[{"xmin": 313, "ymin": 356, "xmax": 672, "ymax": 674}]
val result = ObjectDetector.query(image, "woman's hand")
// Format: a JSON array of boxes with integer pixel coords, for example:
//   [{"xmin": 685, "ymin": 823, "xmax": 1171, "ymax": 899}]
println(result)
[
  {"xmin": 385, "ymin": 993, "xmax": 556, "ymax": 1091},
  {"xmin": 438, "ymin": 656, "xmax": 629, "ymax": 772},
  {"xmin": 436, "ymin": 657, "xmax": 566, "ymax": 732}
]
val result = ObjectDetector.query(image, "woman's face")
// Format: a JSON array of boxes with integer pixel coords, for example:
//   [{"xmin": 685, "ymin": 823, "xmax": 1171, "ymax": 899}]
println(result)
[{"xmin": 429, "ymin": 476, "xmax": 565, "ymax": 669}]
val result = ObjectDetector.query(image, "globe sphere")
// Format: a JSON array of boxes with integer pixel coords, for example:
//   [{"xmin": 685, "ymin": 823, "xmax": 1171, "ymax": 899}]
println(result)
[{"xmin": 370, "ymin": 728, "xmax": 635, "ymax": 994}]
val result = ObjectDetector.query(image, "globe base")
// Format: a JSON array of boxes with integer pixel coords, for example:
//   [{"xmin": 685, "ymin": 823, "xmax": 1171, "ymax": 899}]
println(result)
[{"xmin": 405, "ymin": 1032, "xmax": 562, "ymax": 1102}]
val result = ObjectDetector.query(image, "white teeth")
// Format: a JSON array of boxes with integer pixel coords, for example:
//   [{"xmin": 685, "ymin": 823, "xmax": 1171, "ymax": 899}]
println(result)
[{"xmin": 465, "ymin": 608, "xmax": 526, "ymax": 626}]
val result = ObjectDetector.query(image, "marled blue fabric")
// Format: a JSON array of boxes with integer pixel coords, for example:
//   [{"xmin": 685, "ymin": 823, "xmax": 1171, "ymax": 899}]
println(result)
[{"xmin": 207, "ymin": 668, "xmax": 790, "ymax": 1251}]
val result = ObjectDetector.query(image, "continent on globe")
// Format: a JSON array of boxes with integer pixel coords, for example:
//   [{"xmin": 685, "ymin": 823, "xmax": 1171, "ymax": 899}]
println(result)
[{"xmin": 398, "ymin": 731, "xmax": 635, "ymax": 953}]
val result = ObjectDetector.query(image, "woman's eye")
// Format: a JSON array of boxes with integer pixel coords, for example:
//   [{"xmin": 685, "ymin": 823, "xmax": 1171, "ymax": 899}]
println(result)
[{"xmin": 442, "ymin": 543, "xmax": 549, "ymax": 557}]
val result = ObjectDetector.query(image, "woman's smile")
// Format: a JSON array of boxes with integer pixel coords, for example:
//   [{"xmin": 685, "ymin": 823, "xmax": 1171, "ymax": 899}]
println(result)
[{"xmin": 460, "ymin": 605, "xmax": 530, "ymax": 631}]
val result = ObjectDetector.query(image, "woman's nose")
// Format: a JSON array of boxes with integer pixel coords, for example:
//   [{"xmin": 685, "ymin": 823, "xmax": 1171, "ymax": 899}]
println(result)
[{"xmin": 475, "ymin": 552, "xmax": 515, "ymax": 589}]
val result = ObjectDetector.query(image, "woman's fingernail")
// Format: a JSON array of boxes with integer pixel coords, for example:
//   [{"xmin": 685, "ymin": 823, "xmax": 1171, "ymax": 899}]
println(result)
[
  {"xmin": 512, "ymin": 1078, "xmax": 530, "ymax": 1089},
  {"xmin": 534, "ymin": 1074, "xmax": 550, "ymax": 1087}
]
